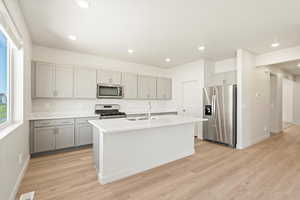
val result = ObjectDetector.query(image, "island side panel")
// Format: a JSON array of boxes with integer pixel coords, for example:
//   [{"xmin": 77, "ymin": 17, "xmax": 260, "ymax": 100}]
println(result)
[{"xmin": 99, "ymin": 123, "xmax": 195, "ymax": 184}]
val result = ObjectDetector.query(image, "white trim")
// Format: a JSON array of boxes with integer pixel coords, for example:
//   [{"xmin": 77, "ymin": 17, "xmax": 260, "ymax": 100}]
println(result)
[
  {"xmin": 0, "ymin": 121, "xmax": 22, "ymax": 140},
  {"xmin": 98, "ymin": 150, "xmax": 194, "ymax": 184},
  {"xmin": 9, "ymin": 155, "xmax": 30, "ymax": 200},
  {"xmin": 237, "ymin": 133, "xmax": 270, "ymax": 149}
]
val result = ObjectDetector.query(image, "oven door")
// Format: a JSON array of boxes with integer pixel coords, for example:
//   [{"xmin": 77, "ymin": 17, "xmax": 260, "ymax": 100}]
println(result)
[{"xmin": 97, "ymin": 84, "xmax": 123, "ymax": 99}]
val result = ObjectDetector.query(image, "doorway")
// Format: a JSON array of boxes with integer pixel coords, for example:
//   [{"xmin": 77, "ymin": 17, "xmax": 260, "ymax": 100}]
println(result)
[{"xmin": 181, "ymin": 80, "xmax": 203, "ymax": 138}]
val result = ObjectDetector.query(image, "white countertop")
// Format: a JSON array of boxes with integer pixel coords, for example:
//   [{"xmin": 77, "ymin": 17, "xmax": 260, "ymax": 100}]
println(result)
[
  {"xmin": 28, "ymin": 111, "xmax": 178, "ymax": 120},
  {"xmin": 28, "ymin": 112, "xmax": 99, "ymax": 120},
  {"xmin": 89, "ymin": 115, "xmax": 208, "ymax": 133}
]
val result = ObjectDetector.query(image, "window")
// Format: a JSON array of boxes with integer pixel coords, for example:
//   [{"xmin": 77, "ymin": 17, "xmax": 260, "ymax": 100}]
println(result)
[{"xmin": 0, "ymin": 30, "xmax": 8, "ymax": 125}]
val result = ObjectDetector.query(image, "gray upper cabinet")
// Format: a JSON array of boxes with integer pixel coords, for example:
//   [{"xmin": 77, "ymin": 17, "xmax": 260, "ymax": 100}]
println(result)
[
  {"xmin": 138, "ymin": 75, "xmax": 157, "ymax": 99},
  {"xmin": 74, "ymin": 67, "xmax": 97, "ymax": 98},
  {"xmin": 33, "ymin": 61, "xmax": 172, "ymax": 100},
  {"xmin": 122, "ymin": 72, "xmax": 138, "ymax": 99},
  {"xmin": 35, "ymin": 62, "xmax": 74, "ymax": 98},
  {"xmin": 55, "ymin": 65, "xmax": 74, "ymax": 98},
  {"xmin": 157, "ymin": 77, "xmax": 172, "ymax": 99},
  {"xmin": 97, "ymin": 69, "xmax": 121, "ymax": 84},
  {"xmin": 35, "ymin": 62, "xmax": 55, "ymax": 98}
]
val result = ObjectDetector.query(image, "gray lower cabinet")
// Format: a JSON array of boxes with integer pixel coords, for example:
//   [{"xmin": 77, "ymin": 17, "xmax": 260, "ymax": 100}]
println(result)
[
  {"xmin": 55, "ymin": 125, "xmax": 75, "ymax": 149},
  {"xmin": 32, "ymin": 119, "xmax": 75, "ymax": 153},
  {"xmin": 34, "ymin": 127, "xmax": 56, "ymax": 152},
  {"xmin": 75, "ymin": 118, "xmax": 94, "ymax": 146},
  {"xmin": 76, "ymin": 125, "xmax": 92, "ymax": 146}
]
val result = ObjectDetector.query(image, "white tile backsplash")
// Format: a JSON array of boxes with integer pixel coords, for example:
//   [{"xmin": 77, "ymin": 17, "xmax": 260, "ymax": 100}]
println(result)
[{"xmin": 32, "ymin": 99, "xmax": 177, "ymax": 114}]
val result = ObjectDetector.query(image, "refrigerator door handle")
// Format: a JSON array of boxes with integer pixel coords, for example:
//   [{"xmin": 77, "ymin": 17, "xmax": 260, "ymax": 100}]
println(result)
[{"xmin": 212, "ymin": 95, "xmax": 216, "ymax": 118}]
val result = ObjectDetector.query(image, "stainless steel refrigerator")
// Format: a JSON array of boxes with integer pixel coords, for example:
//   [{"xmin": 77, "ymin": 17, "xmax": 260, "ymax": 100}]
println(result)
[{"xmin": 203, "ymin": 84, "xmax": 237, "ymax": 148}]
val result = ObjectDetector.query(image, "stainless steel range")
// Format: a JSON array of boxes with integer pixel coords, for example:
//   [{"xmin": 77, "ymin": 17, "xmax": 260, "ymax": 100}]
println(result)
[{"xmin": 95, "ymin": 104, "xmax": 126, "ymax": 119}]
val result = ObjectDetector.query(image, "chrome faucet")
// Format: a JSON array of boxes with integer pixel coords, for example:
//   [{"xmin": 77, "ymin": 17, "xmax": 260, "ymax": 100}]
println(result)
[{"xmin": 147, "ymin": 101, "xmax": 152, "ymax": 120}]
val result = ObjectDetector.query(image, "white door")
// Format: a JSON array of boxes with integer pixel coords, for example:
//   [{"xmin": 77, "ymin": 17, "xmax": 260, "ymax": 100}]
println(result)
[
  {"xmin": 181, "ymin": 80, "xmax": 203, "ymax": 138},
  {"xmin": 35, "ymin": 62, "xmax": 54, "ymax": 98},
  {"xmin": 55, "ymin": 65, "xmax": 74, "ymax": 98},
  {"xmin": 74, "ymin": 67, "xmax": 97, "ymax": 98}
]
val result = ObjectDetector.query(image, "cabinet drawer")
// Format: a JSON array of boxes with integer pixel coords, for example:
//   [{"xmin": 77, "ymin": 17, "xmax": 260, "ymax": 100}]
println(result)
[
  {"xmin": 34, "ymin": 119, "xmax": 75, "ymax": 127},
  {"xmin": 76, "ymin": 117, "xmax": 98, "ymax": 125}
]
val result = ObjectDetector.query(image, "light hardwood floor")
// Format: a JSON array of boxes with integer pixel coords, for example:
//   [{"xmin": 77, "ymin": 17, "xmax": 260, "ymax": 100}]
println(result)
[{"xmin": 17, "ymin": 126, "xmax": 300, "ymax": 200}]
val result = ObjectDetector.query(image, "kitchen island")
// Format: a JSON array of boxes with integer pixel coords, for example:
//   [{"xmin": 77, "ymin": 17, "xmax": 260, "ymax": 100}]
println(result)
[{"xmin": 89, "ymin": 115, "xmax": 207, "ymax": 184}]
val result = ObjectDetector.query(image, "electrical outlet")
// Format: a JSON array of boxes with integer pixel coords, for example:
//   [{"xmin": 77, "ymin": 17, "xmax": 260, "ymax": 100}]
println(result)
[
  {"xmin": 18, "ymin": 153, "xmax": 23, "ymax": 165},
  {"xmin": 19, "ymin": 191, "xmax": 35, "ymax": 200}
]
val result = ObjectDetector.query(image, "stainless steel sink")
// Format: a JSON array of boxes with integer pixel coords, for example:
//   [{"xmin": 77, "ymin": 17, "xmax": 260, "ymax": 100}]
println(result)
[
  {"xmin": 127, "ymin": 117, "xmax": 158, "ymax": 121},
  {"xmin": 127, "ymin": 118, "xmax": 137, "ymax": 121}
]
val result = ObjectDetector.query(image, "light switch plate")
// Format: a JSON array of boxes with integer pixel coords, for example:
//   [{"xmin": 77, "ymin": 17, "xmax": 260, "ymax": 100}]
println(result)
[{"xmin": 19, "ymin": 191, "xmax": 35, "ymax": 200}]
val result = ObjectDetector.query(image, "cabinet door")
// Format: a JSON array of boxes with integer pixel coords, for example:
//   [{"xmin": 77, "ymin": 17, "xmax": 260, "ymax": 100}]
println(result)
[
  {"xmin": 34, "ymin": 127, "xmax": 56, "ymax": 153},
  {"xmin": 76, "ymin": 124, "xmax": 93, "ymax": 146},
  {"xmin": 74, "ymin": 67, "xmax": 97, "ymax": 98},
  {"xmin": 97, "ymin": 69, "xmax": 121, "ymax": 84},
  {"xmin": 55, "ymin": 125, "xmax": 75, "ymax": 149},
  {"xmin": 138, "ymin": 75, "xmax": 157, "ymax": 99},
  {"xmin": 122, "ymin": 72, "xmax": 138, "ymax": 99},
  {"xmin": 157, "ymin": 77, "xmax": 172, "ymax": 99},
  {"xmin": 35, "ymin": 62, "xmax": 54, "ymax": 98},
  {"xmin": 55, "ymin": 65, "xmax": 74, "ymax": 98}
]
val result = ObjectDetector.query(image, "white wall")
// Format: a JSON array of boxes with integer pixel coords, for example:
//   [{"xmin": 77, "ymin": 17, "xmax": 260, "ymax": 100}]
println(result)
[
  {"xmin": 32, "ymin": 45, "xmax": 176, "ymax": 114},
  {"xmin": 205, "ymin": 58, "xmax": 237, "ymax": 87},
  {"xmin": 269, "ymin": 74, "xmax": 283, "ymax": 133},
  {"xmin": 256, "ymin": 45, "xmax": 300, "ymax": 67},
  {"xmin": 236, "ymin": 49, "xmax": 270, "ymax": 149},
  {"xmin": 268, "ymin": 66, "xmax": 295, "ymax": 131},
  {"xmin": 0, "ymin": 0, "xmax": 32, "ymax": 200},
  {"xmin": 293, "ymin": 76, "xmax": 300, "ymax": 124},
  {"xmin": 282, "ymin": 78, "xmax": 294, "ymax": 123},
  {"xmin": 169, "ymin": 60, "xmax": 205, "ymax": 138},
  {"xmin": 215, "ymin": 58, "xmax": 236, "ymax": 73}
]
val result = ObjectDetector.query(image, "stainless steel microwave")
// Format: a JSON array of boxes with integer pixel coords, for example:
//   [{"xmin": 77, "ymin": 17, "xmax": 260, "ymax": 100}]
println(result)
[{"xmin": 97, "ymin": 84, "xmax": 124, "ymax": 99}]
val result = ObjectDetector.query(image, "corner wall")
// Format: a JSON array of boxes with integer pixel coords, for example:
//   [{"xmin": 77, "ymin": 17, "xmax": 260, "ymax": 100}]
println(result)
[
  {"xmin": 0, "ymin": 0, "xmax": 32, "ymax": 200},
  {"xmin": 236, "ymin": 49, "xmax": 270, "ymax": 149}
]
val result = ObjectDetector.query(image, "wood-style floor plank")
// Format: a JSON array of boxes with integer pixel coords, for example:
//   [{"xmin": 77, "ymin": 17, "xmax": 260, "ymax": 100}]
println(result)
[{"xmin": 17, "ymin": 126, "xmax": 300, "ymax": 200}]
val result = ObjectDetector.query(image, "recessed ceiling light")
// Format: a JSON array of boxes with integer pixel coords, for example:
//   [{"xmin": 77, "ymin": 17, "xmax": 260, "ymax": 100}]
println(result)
[
  {"xmin": 68, "ymin": 35, "xmax": 77, "ymax": 41},
  {"xmin": 198, "ymin": 46, "xmax": 205, "ymax": 51},
  {"xmin": 271, "ymin": 42, "xmax": 280, "ymax": 48},
  {"xmin": 165, "ymin": 58, "xmax": 171, "ymax": 63},
  {"xmin": 75, "ymin": 0, "xmax": 90, "ymax": 8},
  {"xmin": 128, "ymin": 49, "xmax": 134, "ymax": 54}
]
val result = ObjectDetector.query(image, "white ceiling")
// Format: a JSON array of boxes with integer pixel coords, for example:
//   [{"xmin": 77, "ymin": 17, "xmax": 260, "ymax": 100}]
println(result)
[
  {"xmin": 271, "ymin": 60, "xmax": 300, "ymax": 76},
  {"xmin": 19, "ymin": 0, "xmax": 300, "ymax": 68}
]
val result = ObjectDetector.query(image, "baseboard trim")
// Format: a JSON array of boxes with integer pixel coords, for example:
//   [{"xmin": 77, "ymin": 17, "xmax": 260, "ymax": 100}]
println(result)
[
  {"xmin": 98, "ymin": 150, "xmax": 194, "ymax": 184},
  {"xmin": 9, "ymin": 155, "xmax": 30, "ymax": 200},
  {"xmin": 238, "ymin": 133, "xmax": 270, "ymax": 149}
]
